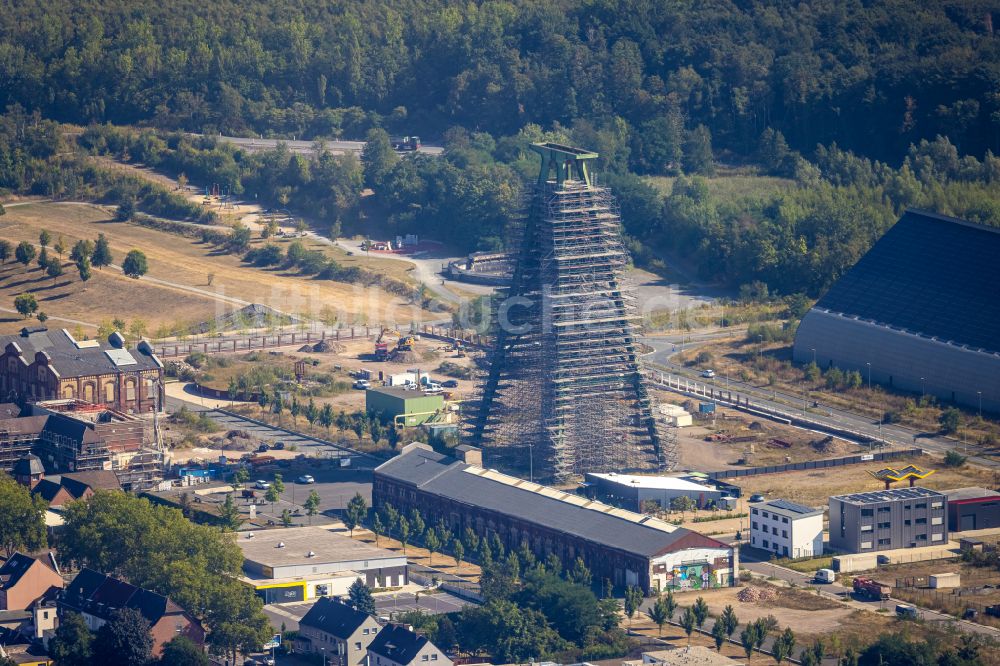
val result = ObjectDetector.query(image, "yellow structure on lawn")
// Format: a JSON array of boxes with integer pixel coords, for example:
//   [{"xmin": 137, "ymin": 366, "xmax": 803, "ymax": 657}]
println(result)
[{"xmin": 868, "ymin": 464, "xmax": 935, "ymax": 489}]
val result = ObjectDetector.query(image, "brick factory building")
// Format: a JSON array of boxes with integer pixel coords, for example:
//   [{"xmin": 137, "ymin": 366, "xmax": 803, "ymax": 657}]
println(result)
[
  {"xmin": 0, "ymin": 328, "xmax": 164, "ymax": 413},
  {"xmin": 373, "ymin": 444, "xmax": 737, "ymax": 593}
]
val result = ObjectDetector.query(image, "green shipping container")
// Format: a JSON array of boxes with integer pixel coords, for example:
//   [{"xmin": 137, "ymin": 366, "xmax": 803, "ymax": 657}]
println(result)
[{"xmin": 365, "ymin": 387, "xmax": 445, "ymax": 426}]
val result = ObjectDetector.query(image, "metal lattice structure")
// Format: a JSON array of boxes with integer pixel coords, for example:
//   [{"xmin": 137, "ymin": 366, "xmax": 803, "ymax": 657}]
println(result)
[{"xmin": 468, "ymin": 143, "xmax": 672, "ymax": 481}]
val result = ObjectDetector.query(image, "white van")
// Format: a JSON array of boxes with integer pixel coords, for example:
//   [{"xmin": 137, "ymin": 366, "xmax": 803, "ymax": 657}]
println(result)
[{"xmin": 814, "ymin": 568, "xmax": 836, "ymax": 584}]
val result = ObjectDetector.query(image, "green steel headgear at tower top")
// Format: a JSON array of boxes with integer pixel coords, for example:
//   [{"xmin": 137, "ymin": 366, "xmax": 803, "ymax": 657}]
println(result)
[{"xmin": 530, "ymin": 142, "xmax": 599, "ymax": 187}]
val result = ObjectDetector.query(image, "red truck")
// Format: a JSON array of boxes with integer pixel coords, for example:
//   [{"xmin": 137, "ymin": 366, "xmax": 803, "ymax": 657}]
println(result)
[{"xmin": 853, "ymin": 576, "xmax": 891, "ymax": 600}]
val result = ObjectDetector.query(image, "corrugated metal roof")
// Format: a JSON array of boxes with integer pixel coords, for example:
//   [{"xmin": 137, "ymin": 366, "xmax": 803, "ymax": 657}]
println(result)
[{"xmin": 587, "ymin": 472, "xmax": 718, "ymax": 493}]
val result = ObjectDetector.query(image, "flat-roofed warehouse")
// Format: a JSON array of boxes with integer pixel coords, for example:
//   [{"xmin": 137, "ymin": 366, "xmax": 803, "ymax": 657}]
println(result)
[
  {"xmin": 236, "ymin": 526, "xmax": 407, "ymax": 604},
  {"xmin": 373, "ymin": 444, "xmax": 737, "ymax": 593},
  {"xmin": 793, "ymin": 209, "xmax": 1000, "ymax": 413}
]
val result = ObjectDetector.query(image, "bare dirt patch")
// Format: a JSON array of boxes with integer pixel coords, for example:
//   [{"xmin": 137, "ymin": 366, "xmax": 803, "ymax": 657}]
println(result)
[
  {"xmin": 735, "ymin": 461, "xmax": 1000, "ymax": 507},
  {"xmin": 688, "ymin": 585, "xmax": 855, "ymax": 636}
]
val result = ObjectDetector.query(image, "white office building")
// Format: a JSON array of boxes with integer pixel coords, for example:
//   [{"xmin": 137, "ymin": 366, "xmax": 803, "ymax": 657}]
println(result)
[{"xmin": 750, "ymin": 499, "xmax": 824, "ymax": 558}]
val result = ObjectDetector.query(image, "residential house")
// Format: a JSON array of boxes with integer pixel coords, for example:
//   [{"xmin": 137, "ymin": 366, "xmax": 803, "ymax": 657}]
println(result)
[
  {"xmin": 31, "ymin": 470, "xmax": 122, "ymax": 508},
  {"xmin": 58, "ymin": 569, "xmax": 204, "ymax": 657},
  {"xmin": 11, "ymin": 454, "xmax": 45, "ymax": 489},
  {"xmin": 296, "ymin": 597, "xmax": 381, "ymax": 665},
  {"xmin": 0, "ymin": 554, "xmax": 63, "ymax": 611},
  {"xmin": 367, "ymin": 624, "xmax": 451, "ymax": 666}
]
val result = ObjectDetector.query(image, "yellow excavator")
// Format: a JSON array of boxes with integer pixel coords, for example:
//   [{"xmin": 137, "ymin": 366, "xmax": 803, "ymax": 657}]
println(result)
[{"xmin": 375, "ymin": 328, "xmax": 416, "ymax": 360}]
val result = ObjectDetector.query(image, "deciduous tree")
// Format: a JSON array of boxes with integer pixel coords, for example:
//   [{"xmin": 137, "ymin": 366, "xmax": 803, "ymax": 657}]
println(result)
[
  {"xmin": 122, "ymin": 249, "xmax": 149, "ymax": 278},
  {"xmin": 13, "ymin": 293, "xmax": 38, "ymax": 319},
  {"xmin": 48, "ymin": 611, "xmax": 93, "ymax": 666},
  {"xmin": 15, "ymin": 241, "xmax": 35, "ymax": 266},
  {"xmin": 92, "ymin": 607, "xmax": 154, "ymax": 666}
]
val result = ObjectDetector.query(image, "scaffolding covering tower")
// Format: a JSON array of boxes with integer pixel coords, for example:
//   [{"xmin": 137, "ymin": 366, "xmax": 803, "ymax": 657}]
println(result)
[{"xmin": 468, "ymin": 143, "xmax": 670, "ymax": 481}]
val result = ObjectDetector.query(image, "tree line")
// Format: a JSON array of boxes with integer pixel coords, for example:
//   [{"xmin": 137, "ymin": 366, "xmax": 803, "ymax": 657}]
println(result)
[{"xmin": 1, "ymin": 0, "xmax": 998, "ymax": 166}]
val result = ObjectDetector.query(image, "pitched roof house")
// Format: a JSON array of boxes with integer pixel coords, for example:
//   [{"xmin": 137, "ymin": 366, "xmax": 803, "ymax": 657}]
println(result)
[
  {"xmin": 58, "ymin": 569, "xmax": 203, "ymax": 657},
  {"xmin": 31, "ymin": 470, "xmax": 121, "ymax": 508},
  {"xmin": 296, "ymin": 597, "xmax": 380, "ymax": 665},
  {"xmin": 367, "ymin": 624, "xmax": 452, "ymax": 666},
  {"xmin": 0, "ymin": 553, "xmax": 64, "ymax": 611}
]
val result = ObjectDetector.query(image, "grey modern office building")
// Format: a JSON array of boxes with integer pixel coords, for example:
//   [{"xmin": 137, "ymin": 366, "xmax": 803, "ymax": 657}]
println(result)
[
  {"xmin": 829, "ymin": 487, "xmax": 947, "ymax": 553},
  {"xmin": 793, "ymin": 210, "xmax": 1000, "ymax": 414}
]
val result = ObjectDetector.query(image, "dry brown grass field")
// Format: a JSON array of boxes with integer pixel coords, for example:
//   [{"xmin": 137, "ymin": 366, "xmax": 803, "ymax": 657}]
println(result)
[{"xmin": 0, "ymin": 202, "xmax": 437, "ymax": 335}]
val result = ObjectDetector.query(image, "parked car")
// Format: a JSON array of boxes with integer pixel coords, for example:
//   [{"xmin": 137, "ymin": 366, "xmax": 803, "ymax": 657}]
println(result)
[
  {"xmin": 272, "ymin": 441, "xmax": 285, "ymax": 450},
  {"xmin": 442, "ymin": 379, "xmax": 459, "ymax": 388},
  {"xmin": 749, "ymin": 494, "xmax": 765, "ymax": 503},
  {"xmin": 297, "ymin": 475, "xmax": 315, "ymax": 484},
  {"xmin": 701, "ymin": 369, "xmax": 716, "ymax": 378},
  {"xmin": 257, "ymin": 444, "xmax": 269, "ymax": 453},
  {"xmin": 963, "ymin": 608, "xmax": 978, "ymax": 620},
  {"xmin": 254, "ymin": 480, "xmax": 271, "ymax": 490},
  {"xmin": 895, "ymin": 604, "xmax": 919, "ymax": 619},
  {"xmin": 353, "ymin": 379, "xmax": 371, "ymax": 390}
]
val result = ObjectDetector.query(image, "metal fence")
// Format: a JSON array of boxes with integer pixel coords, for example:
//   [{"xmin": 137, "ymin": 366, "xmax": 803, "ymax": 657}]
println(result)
[
  {"xmin": 892, "ymin": 584, "xmax": 1000, "ymax": 621},
  {"xmin": 706, "ymin": 448, "xmax": 924, "ymax": 479},
  {"xmin": 154, "ymin": 328, "xmax": 377, "ymax": 358}
]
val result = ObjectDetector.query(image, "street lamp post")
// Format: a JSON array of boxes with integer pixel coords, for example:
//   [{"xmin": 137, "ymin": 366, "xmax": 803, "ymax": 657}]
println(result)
[
  {"xmin": 866, "ymin": 362, "xmax": 871, "ymax": 391},
  {"xmin": 810, "ymin": 347, "xmax": 816, "ymax": 365},
  {"xmin": 978, "ymin": 391, "xmax": 983, "ymax": 420},
  {"xmin": 921, "ymin": 377, "xmax": 925, "ymax": 398}
]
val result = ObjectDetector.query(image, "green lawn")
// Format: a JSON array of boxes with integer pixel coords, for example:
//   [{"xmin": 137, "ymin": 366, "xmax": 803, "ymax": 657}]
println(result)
[{"xmin": 774, "ymin": 555, "xmax": 834, "ymax": 573}]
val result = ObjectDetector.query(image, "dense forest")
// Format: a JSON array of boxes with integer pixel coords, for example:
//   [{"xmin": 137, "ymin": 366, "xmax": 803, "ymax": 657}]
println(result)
[
  {"xmin": 3, "ymin": 1, "xmax": 1000, "ymax": 297},
  {"xmin": 2, "ymin": 0, "xmax": 998, "ymax": 164}
]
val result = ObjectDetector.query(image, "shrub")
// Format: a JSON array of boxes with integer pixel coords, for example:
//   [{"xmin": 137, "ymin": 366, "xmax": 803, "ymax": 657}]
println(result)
[
  {"xmin": 943, "ymin": 449, "xmax": 966, "ymax": 467},
  {"xmin": 939, "ymin": 408, "xmax": 961, "ymax": 434}
]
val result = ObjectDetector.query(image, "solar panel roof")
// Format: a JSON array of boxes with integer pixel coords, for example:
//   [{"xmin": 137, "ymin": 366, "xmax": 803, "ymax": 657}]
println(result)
[
  {"xmin": 814, "ymin": 210, "xmax": 1000, "ymax": 353},
  {"xmin": 834, "ymin": 486, "xmax": 945, "ymax": 505}
]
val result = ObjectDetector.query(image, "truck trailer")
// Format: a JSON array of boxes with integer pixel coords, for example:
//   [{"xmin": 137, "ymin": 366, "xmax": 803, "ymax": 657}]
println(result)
[{"xmin": 853, "ymin": 576, "xmax": 891, "ymax": 600}]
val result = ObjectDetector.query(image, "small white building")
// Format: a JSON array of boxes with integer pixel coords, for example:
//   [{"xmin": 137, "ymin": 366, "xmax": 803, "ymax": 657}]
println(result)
[
  {"xmin": 749, "ymin": 499, "xmax": 824, "ymax": 558},
  {"xmin": 585, "ymin": 472, "xmax": 724, "ymax": 511},
  {"xmin": 659, "ymin": 403, "xmax": 693, "ymax": 427}
]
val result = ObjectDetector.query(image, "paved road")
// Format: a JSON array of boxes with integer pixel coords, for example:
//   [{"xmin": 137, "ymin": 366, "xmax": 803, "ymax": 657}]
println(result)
[
  {"xmin": 333, "ymin": 238, "xmax": 493, "ymax": 306},
  {"xmin": 641, "ymin": 334, "xmax": 999, "ymax": 469},
  {"xmin": 200, "ymin": 134, "xmax": 444, "ymax": 157}
]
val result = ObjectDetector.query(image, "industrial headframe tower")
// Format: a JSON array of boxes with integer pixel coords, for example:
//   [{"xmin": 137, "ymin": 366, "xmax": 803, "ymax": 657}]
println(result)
[{"xmin": 467, "ymin": 143, "xmax": 672, "ymax": 481}]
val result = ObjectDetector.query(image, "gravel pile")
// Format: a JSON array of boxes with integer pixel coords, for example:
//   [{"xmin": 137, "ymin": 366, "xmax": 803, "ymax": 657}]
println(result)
[{"xmin": 737, "ymin": 586, "xmax": 778, "ymax": 603}]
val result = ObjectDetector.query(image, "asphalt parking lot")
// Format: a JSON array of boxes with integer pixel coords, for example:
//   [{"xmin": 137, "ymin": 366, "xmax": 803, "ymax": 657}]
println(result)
[{"xmin": 237, "ymin": 466, "xmax": 372, "ymax": 527}]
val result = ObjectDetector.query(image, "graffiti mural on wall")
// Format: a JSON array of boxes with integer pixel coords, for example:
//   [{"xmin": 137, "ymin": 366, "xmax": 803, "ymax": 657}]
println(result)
[{"xmin": 664, "ymin": 563, "xmax": 719, "ymax": 590}]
